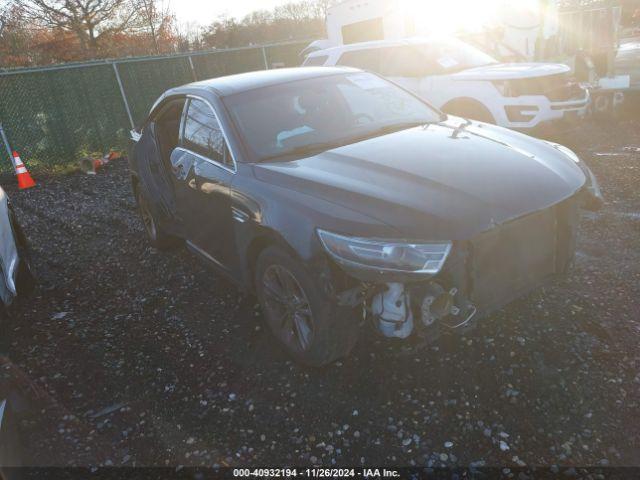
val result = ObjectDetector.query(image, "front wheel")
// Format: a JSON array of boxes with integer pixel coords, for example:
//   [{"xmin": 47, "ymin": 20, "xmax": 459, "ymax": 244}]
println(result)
[{"xmin": 255, "ymin": 246, "xmax": 360, "ymax": 367}]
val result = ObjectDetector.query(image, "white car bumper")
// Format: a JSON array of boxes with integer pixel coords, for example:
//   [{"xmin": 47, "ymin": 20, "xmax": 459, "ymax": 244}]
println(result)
[{"xmin": 497, "ymin": 89, "xmax": 590, "ymax": 130}]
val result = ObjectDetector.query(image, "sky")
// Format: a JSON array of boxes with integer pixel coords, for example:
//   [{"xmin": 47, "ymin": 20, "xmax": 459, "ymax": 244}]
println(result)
[
  {"xmin": 171, "ymin": 0, "xmax": 542, "ymax": 34},
  {"xmin": 173, "ymin": 0, "xmax": 290, "ymax": 25}
]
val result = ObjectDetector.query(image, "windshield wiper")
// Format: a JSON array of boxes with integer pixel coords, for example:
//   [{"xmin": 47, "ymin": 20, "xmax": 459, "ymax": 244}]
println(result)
[{"xmin": 450, "ymin": 118, "xmax": 472, "ymax": 139}]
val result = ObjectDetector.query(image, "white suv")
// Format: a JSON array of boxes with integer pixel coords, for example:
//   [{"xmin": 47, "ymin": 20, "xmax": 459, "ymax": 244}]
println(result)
[{"xmin": 304, "ymin": 37, "xmax": 590, "ymax": 131}]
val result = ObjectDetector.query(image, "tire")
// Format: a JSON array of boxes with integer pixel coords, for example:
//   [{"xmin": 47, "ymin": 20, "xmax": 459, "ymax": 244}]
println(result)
[
  {"xmin": 255, "ymin": 246, "xmax": 360, "ymax": 367},
  {"xmin": 136, "ymin": 189, "xmax": 180, "ymax": 250},
  {"xmin": 443, "ymin": 99, "xmax": 496, "ymax": 124}
]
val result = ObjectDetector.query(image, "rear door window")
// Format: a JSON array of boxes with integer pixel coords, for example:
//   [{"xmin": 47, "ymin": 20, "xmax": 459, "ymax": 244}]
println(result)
[
  {"xmin": 182, "ymin": 98, "xmax": 233, "ymax": 168},
  {"xmin": 337, "ymin": 48, "xmax": 382, "ymax": 73},
  {"xmin": 153, "ymin": 98, "xmax": 186, "ymax": 166}
]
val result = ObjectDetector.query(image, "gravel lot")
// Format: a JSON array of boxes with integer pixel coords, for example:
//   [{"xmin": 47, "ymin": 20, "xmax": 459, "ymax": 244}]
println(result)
[{"xmin": 2, "ymin": 112, "xmax": 640, "ymax": 471}]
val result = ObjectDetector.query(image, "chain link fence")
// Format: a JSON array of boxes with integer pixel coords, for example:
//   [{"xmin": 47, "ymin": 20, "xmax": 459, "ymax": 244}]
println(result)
[{"xmin": 0, "ymin": 39, "xmax": 311, "ymax": 174}]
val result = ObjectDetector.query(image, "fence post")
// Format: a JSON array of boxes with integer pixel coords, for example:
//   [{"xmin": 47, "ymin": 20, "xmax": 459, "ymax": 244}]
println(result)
[
  {"xmin": 262, "ymin": 46, "xmax": 269, "ymax": 70},
  {"xmin": 0, "ymin": 124, "xmax": 16, "ymax": 169},
  {"xmin": 188, "ymin": 56, "xmax": 198, "ymax": 81},
  {"xmin": 112, "ymin": 62, "xmax": 135, "ymax": 129}
]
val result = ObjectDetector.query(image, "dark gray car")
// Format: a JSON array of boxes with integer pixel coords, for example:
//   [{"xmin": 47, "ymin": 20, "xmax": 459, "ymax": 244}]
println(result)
[{"xmin": 129, "ymin": 67, "xmax": 602, "ymax": 366}]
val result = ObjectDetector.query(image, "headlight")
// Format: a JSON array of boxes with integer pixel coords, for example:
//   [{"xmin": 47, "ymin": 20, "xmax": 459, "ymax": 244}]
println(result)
[
  {"xmin": 317, "ymin": 229, "xmax": 452, "ymax": 275},
  {"xmin": 547, "ymin": 142, "xmax": 580, "ymax": 163}
]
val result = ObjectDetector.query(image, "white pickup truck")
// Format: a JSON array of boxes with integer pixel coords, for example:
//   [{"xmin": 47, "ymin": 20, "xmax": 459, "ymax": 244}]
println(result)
[{"xmin": 304, "ymin": 36, "xmax": 590, "ymax": 131}]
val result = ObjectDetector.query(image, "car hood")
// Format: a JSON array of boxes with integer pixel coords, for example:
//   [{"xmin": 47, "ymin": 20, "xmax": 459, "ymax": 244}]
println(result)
[
  {"xmin": 253, "ymin": 118, "xmax": 586, "ymax": 240},
  {"xmin": 452, "ymin": 62, "xmax": 570, "ymax": 81}
]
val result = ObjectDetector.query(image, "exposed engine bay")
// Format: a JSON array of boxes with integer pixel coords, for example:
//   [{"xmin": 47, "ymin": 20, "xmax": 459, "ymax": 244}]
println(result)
[{"xmin": 370, "ymin": 281, "xmax": 476, "ymax": 340}]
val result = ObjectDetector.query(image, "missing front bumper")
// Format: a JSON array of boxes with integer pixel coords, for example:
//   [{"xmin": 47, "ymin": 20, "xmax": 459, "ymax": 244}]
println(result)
[{"xmin": 361, "ymin": 196, "xmax": 580, "ymax": 342}]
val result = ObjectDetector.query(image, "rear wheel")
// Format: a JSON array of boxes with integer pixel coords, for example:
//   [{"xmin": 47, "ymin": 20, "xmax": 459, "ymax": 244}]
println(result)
[
  {"xmin": 255, "ymin": 246, "xmax": 360, "ymax": 367},
  {"xmin": 136, "ymin": 189, "xmax": 180, "ymax": 250}
]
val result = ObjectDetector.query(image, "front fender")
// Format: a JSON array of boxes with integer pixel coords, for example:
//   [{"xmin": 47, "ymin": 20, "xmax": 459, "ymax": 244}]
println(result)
[{"xmin": 231, "ymin": 174, "xmax": 394, "ymax": 289}]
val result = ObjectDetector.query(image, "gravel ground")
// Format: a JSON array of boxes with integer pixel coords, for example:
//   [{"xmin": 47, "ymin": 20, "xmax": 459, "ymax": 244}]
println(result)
[{"xmin": 2, "ymin": 113, "xmax": 639, "ymax": 471}]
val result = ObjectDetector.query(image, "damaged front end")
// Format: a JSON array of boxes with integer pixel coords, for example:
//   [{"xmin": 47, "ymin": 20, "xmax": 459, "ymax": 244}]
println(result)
[
  {"xmin": 322, "ymin": 195, "xmax": 581, "ymax": 342},
  {"xmin": 369, "ymin": 281, "xmax": 477, "ymax": 341}
]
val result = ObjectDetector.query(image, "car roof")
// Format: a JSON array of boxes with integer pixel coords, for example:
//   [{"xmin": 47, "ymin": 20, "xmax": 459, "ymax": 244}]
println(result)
[
  {"xmin": 172, "ymin": 67, "xmax": 359, "ymax": 97},
  {"xmin": 307, "ymin": 36, "xmax": 442, "ymax": 57}
]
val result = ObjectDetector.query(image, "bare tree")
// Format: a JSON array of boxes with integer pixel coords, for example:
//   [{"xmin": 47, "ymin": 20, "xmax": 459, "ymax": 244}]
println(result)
[
  {"xmin": 243, "ymin": 9, "xmax": 273, "ymax": 27},
  {"xmin": 135, "ymin": 0, "xmax": 172, "ymax": 54},
  {"xmin": 310, "ymin": 0, "xmax": 337, "ymax": 21},
  {"xmin": 274, "ymin": 1, "xmax": 314, "ymax": 23},
  {"xmin": 0, "ymin": 0, "xmax": 13, "ymax": 37},
  {"xmin": 175, "ymin": 20, "xmax": 203, "ymax": 52},
  {"xmin": 21, "ymin": 0, "xmax": 139, "ymax": 53}
]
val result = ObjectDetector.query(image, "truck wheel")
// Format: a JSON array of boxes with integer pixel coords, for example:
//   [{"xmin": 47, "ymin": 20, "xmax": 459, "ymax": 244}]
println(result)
[
  {"xmin": 443, "ymin": 99, "xmax": 496, "ymax": 124},
  {"xmin": 136, "ymin": 189, "xmax": 180, "ymax": 250},
  {"xmin": 255, "ymin": 246, "xmax": 360, "ymax": 367}
]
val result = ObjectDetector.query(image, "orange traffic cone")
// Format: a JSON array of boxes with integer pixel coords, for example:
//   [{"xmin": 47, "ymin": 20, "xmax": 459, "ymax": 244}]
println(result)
[{"xmin": 12, "ymin": 151, "xmax": 36, "ymax": 189}]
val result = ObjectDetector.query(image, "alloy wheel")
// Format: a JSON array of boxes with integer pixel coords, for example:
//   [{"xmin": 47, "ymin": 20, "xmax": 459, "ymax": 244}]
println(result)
[{"xmin": 261, "ymin": 264, "xmax": 314, "ymax": 352}]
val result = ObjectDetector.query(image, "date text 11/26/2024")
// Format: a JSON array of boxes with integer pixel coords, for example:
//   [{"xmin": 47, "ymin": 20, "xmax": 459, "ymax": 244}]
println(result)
[{"xmin": 232, "ymin": 468, "xmax": 401, "ymax": 478}]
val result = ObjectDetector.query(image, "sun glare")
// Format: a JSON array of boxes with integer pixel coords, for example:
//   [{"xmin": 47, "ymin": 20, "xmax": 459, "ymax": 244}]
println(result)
[{"xmin": 409, "ymin": 0, "xmax": 543, "ymax": 35}]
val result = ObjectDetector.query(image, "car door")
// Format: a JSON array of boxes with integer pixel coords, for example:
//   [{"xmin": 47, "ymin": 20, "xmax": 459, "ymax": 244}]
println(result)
[
  {"xmin": 135, "ymin": 105, "xmax": 183, "ymax": 222},
  {"xmin": 170, "ymin": 96, "xmax": 237, "ymax": 274}
]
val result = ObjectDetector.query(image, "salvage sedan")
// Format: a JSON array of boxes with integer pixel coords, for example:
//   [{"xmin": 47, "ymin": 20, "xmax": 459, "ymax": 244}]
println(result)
[{"xmin": 129, "ymin": 67, "xmax": 602, "ymax": 366}]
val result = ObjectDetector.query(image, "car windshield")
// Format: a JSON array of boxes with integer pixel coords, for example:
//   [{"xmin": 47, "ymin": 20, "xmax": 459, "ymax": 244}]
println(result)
[
  {"xmin": 223, "ymin": 72, "xmax": 443, "ymax": 162},
  {"xmin": 425, "ymin": 38, "xmax": 498, "ymax": 73}
]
